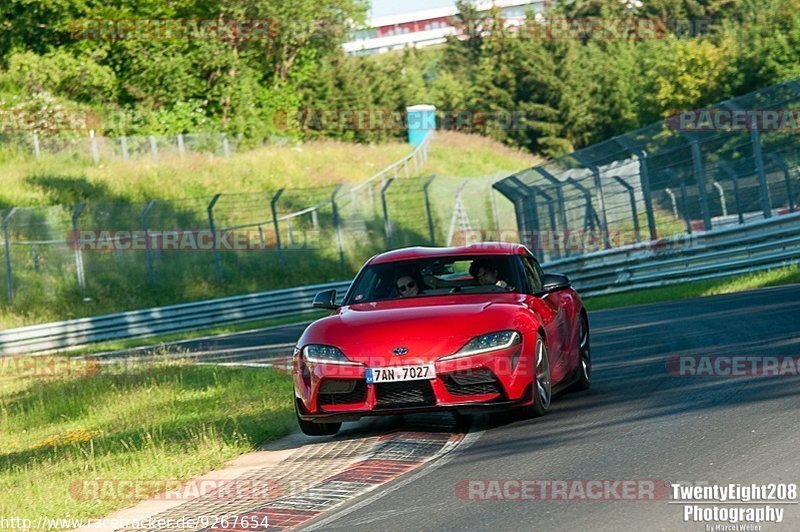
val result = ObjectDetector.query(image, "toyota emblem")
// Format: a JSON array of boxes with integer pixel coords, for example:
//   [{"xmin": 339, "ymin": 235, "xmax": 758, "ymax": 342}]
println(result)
[{"xmin": 393, "ymin": 346, "xmax": 409, "ymax": 356}]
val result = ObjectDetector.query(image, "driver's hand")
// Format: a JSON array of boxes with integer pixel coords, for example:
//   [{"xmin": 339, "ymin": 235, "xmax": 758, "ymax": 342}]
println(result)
[{"xmin": 496, "ymin": 280, "xmax": 508, "ymax": 288}]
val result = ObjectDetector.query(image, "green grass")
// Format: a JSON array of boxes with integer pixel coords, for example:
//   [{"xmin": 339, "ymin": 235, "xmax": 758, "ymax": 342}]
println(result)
[
  {"xmin": 0, "ymin": 359, "xmax": 295, "ymax": 521},
  {"xmin": 0, "ymin": 132, "xmax": 537, "ymax": 208},
  {"xmin": 584, "ymin": 264, "xmax": 800, "ymax": 311},
  {"xmin": 0, "ymin": 132, "xmax": 537, "ymax": 329}
]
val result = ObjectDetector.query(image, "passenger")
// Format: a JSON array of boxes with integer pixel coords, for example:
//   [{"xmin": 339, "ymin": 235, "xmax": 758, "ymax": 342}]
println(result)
[{"xmin": 469, "ymin": 260, "xmax": 508, "ymax": 289}]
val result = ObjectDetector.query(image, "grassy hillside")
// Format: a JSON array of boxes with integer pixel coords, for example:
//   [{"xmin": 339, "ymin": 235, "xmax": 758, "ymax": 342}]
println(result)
[
  {"xmin": 0, "ymin": 132, "xmax": 538, "ymax": 207},
  {"xmin": 0, "ymin": 133, "xmax": 538, "ymax": 328}
]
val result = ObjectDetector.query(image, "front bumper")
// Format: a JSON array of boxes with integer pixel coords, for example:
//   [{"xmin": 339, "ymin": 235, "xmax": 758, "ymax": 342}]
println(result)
[{"xmin": 294, "ymin": 343, "xmax": 532, "ymax": 421}]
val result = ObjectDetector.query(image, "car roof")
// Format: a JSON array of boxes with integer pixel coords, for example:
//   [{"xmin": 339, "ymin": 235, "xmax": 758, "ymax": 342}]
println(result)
[{"xmin": 368, "ymin": 242, "xmax": 531, "ymax": 265}]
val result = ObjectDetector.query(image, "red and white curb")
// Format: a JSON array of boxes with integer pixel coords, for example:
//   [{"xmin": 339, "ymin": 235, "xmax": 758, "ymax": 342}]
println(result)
[{"xmin": 206, "ymin": 431, "xmax": 465, "ymax": 531}]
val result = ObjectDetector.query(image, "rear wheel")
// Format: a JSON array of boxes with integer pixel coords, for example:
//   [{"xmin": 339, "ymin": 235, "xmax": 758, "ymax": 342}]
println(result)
[
  {"xmin": 572, "ymin": 315, "xmax": 591, "ymax": 392},
  {"xmin": 295, "ymin": 400, "xmax": 341, "ymax": 436}
]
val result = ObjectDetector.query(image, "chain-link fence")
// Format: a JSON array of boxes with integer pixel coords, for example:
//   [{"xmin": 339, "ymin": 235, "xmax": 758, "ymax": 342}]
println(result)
[
  {"xmin": 0, "ymin": 133, "xmax": 518, "ymax": 321},
  {"xmin": 494, "ymin": 78, "xmax": 800, "ymax": 263},
  {"xmin": 0, "ymin": 131, "xmax": 241, "ymax": 163}
]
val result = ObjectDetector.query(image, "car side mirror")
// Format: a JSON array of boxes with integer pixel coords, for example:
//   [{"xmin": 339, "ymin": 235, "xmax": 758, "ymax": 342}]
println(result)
[
  {"xmin": 542, "ymin": 273, "xmax": 571, "ymax": 292},
  {"xmin": 312, "ymin": 289, "xmax": 338, "ymax": 310}
]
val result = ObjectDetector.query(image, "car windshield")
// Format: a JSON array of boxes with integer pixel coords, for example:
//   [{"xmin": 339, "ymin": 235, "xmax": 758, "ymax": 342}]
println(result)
[{"xmin": 345, "ymin": 255, "xmax": 522, "ymax": 304}]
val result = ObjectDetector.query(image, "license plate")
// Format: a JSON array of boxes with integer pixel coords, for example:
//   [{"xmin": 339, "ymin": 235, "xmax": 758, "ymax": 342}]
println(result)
[{"xmin": 365, "ymin": 364, "xmax": 436, "ymax": 384}]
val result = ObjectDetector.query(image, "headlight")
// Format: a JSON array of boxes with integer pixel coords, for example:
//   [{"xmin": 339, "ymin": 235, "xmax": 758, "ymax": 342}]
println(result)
[
  {"xmin": 302, "ymin": 344, "xmax": 363, "ymax": 366},
  {"xmin": 439, "ymin": 331, "xmax": 521, "ymax": 360}
]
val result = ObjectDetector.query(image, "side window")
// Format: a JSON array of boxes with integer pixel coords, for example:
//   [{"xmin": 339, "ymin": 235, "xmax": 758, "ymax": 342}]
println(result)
[{"xmin": 522, "ymin": 257, "xmax": 543, "ymax": 293}]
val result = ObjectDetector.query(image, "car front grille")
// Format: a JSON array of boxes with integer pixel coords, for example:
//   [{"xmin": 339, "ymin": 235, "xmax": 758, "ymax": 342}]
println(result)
[
  {"xmin": 374, "ymin": 380, "xmax": 436, "ymax": 409},
  {"xmin": 442, "ymin": 368, "xmax": 504, "ymax": 397},
  {"xmin": 318, "ymin": 379, "xmax": 367, "ymax": 405}
]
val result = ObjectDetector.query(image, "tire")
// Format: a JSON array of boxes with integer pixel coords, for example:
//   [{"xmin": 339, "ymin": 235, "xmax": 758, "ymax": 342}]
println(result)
[
  {"xmin": 513, "ymin": 334, "xmax": 551, "ymax": 420},
  {"xmin": 530, "ymin": 334, "xmax": 552, "ymax": 417},
  {"xmin": 571, "ymin": 314, "xmax": 592, "ymax": 392},
  {"xmin": 295, "ymin": 400, "xmax": 341, "ymax": 436}
]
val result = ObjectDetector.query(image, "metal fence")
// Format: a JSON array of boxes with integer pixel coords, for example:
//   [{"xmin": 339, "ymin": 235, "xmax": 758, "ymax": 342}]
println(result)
[
  {"xmin": 0, "ymin": 131, "xmax": 244, "ymax": 163},
  {"xmin": 493, "ymin": 78, "xmax": 800, "ymax": 263},
  {"xmin": 5, "ymin": 210, "xmax": 800, "ymax": 355},
  {"xmin": 0, "ymin": 134, "xmax": 516, "ymax": 317}
]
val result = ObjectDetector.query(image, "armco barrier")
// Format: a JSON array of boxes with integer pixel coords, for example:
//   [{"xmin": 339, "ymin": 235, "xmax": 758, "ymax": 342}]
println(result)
[
  {"xmin": 1, "ymin": 212, "xmax": 799, "ymax": 355},
  {"xmin": 563, "ymin": 211, "xmax": 800, "ymax": 296},
  {"xmin": 0, "ymin": 281, "xmax": 351, "ymax": 355}
]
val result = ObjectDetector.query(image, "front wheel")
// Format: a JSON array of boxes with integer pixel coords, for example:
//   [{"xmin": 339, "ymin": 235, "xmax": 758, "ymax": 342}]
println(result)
[
  {"xmin": 513, "ymin": 334, "xmax": 551, "ymax": 420},
  {"xmin": 295, "ymin": 400, "xmax": 341, "ymax": 436},
  {"xmin": 531, "ymin": 335, "xmax": 552, "ymax": 417},
  {"xmin": 571, "ymin": 315, "xmax": 591, "ymax": 392}
]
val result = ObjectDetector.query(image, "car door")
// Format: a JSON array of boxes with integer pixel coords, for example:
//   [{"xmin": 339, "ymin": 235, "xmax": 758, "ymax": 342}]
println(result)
[{"xmin": 520, "ymin": 256, "xmax": 570, "ymax": 383}]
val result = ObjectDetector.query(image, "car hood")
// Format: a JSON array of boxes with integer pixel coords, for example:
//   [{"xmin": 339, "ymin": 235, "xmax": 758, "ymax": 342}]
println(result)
[{"xmin": 299, "ymin": 294, "xmax": 528, "ymax": 364}]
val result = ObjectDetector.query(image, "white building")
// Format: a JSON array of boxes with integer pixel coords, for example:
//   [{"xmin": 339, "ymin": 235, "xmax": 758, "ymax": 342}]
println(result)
[{"xmin": 344, "ymin": 0, "xmax": 547, "ymax": 55}]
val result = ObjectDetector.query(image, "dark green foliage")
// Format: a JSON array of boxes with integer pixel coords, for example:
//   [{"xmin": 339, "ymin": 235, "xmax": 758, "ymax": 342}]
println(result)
[{"xmin": 1, "ymin": 0, "xmax": 800, "ymax": 152}]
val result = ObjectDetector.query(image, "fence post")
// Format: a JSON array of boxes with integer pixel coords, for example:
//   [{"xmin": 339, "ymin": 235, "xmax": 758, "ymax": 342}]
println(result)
[
  {"xmin": 149, "ymin": 135, "xmax": 158, "ymax": 161},
  {"xmin": 331, "ymin": 185, "xmax": 345, "ymax": 271},
  {"xmin": 611, "ymin": 175, "xmax": 641, "ymax": 243},
  {"xmin": 141, "ymin": 200, "xmax": 156, "ymax": 285},
  {"xmin": 751, "ymin": 128, "xmax": 772, "ymax": 219},
  {"xmin": 207, "ymin": 194, "xmax": 224, "ymax": 283},
  {"xmin": 271, "ymin": 189, "xmax": 285, "ymax": 267},
  {"xmin": 689, "ymin": 140, "xmax": 713, "ymax": 230},
  {"xmin": 120, "ymin": 136, "xmax": 129, "ymax": 161},
  {"xmin": 32, "ymin": 244, "xmax": 39, "ymax": 272},
  {"xmin": 72, "ymin": 203, "xmax": 87, "ymax": 297},
  {"xmin": 722, "ymin": 101, "xmax": 771, "ymax": 218},
  {"xmin": 32, "ymin": 133, "xmax": 41, "ymax": 159},
  {"xmin": 615, "ymin": 137, "xmax": 658, "ymax": 241},
  {"xmin": 422, "ymin": 175, "xmax": 437, "ymax": 244},
  {"xmin": 381, "ymin": 178, "xmax": 395, "ymax": 248},
  {"xmin": 3, "ymin": 208, "xmax": 18, "ymax": 303},
  {"xmin": 89, "ymin": 130, "xmax": 100, "ymax": 165},
  {"xmin": 177, "ymin": 134, "xmax": 185, "ymax": 159},
  {"xmin": 573, "ymin": 156, "xmax": 611, "ymax": 249}
]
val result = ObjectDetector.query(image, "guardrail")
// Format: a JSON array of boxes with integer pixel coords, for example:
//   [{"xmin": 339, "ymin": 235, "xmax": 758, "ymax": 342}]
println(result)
[
  {"xmin": 2, "ymin": 210, "xmax": 799, "ymax": 355},
  {"xmin": 0, "ymin": 281, "xmax": 351, "ymax": 355},
  {"xmin": 562, "ymin": 211, "xmax": 800, "ymax": 296}
]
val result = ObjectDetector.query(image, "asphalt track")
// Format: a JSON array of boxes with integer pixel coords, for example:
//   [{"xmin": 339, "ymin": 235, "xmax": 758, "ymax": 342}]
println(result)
[
  {"xmin": 105, "ymin": 284, "xmax": 800, "ymax": 530},
  {"xmin": 303, "ymin": 284, "xmax": 800, "ymax": 531}
]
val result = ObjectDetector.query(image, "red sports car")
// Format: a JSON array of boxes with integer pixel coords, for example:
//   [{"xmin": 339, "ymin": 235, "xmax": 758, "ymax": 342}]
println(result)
[{"xmin": 292, "ymin": 242, "xmax": 591, "ymax": 436}]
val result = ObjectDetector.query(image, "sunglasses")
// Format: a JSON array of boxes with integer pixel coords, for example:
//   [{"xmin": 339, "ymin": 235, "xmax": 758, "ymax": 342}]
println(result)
[{"xmin": 397, "ymin": 281, "xmax": 416, "ymax": 293}]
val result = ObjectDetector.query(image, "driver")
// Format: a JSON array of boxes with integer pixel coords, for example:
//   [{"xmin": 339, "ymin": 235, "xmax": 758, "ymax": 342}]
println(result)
[
  {"xmin": 469, "ymin": 259, "xmax": 508, "ymax": 289},
  {"xmin": 395, "ymin": 273, "xmax": 422, "ymax": 297}
]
